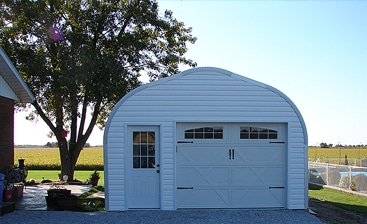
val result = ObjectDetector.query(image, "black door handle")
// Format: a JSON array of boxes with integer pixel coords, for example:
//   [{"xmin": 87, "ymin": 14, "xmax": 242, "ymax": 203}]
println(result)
[{"xmin": 229, "ymin": 149, "xmax": 234, "ymax": 160}]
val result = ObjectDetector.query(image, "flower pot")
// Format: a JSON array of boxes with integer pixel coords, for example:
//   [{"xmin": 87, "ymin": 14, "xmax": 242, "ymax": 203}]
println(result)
[
  {"xmin": 45, "ymin": 196, "xmax": 58, "ymax": 207},
  {"xmin": 3, "ymin": 189, "xmax": 14, "ymax": 202},
  {"xmin": 56, "ymin": 195, "xmax": 78, "ymax": 211},
  {"xmin": 13, "ymin": 185, "xmax": 24, "ymax": 198},
  {"xmin": 91, "ymin": 178, "xmax": 99, "ymax": 187},
  {"xmin": 47, "ymin": 189, "xmax": 71, "ymax": 197}
]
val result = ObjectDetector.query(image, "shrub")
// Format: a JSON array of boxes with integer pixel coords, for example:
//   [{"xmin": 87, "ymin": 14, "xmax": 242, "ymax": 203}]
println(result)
[
  {"xmin": 350, "ymin": 181, "xmax": 356, "ymax": 191},
  {"xmin": 339, "ymin": 176, "xmax": 350, "ymax": 189}
]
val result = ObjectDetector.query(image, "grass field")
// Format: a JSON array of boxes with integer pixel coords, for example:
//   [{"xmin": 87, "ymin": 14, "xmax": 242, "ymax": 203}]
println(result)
[
  {"xmin": 15, "ymin": 146, "xmax": 367, "ymax": 169},
  {"xmin": 309, "ymin": 147, "xmax": 367, "ymax": 166},
  {"xmin": 309, "ymin": 147, "xmax": 367, "ymax": 160},
  {"xmin": 14, "ymin": 147, "xmax": 103, "ymax": 170}
]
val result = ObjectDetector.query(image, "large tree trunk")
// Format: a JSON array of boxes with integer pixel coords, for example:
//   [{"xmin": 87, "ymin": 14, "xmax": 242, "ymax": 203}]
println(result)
[
  {"xmin": 58, "ymin": 139, "xmax": 81, "ymax": 181},
  {"xmin": 32, "ymin": 100, "xmax": 100, "ymax": 182}
]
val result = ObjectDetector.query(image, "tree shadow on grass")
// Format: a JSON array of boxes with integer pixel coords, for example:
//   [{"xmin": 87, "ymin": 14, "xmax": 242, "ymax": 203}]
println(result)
[
  {"xmin": 309, "ymin": 183, "xmax": 367, "ymax": 216},
  {"xmin": 328, "ymin": 201, "xmax": 367, "ymax": 215}
]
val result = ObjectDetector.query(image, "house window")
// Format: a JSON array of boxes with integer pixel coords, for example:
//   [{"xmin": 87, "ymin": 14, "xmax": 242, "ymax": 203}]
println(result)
[
  {"xmin": 133, "ymin": 132, "xmax": 156, "ymax": 168},
  {"xmin": 185, "ymin": 127, "xmax": 223, "ymax": 139},
  {"xmin": 240, "ymin": 127, "xmax": 278, "ymax": 139}
]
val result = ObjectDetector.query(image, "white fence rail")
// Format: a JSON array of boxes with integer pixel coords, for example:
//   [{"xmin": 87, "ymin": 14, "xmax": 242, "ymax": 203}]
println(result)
[
  {"xmin": 308, "ymin": 158, "xmax": 367, "ymax": 167},
  {"xmin": 309, "ymin": 162, "xmax": 367, "ymax": 194}
]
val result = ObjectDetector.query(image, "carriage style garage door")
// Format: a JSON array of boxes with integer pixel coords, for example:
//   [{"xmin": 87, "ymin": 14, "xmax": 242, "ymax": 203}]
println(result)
[{"xmin": 176, "ymin": 123, "xmax": 286, "ymax": 208}]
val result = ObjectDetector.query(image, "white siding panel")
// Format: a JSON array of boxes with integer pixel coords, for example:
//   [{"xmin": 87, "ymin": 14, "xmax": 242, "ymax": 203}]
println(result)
[{"xmin": 0, "ymin": 75, "xmax": 18, "ymax": 100}]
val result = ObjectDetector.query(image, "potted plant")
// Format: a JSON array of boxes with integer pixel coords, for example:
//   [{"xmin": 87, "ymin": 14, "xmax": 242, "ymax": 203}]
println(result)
[
  {"xmin": 47, "ymin": 184, "xmax": 71, "ymax": 197},
  {"xmin": 89, "ymin": 170, "xmax": 100, "ymax": 187},
  {"xmin": 56, "ymin": 195, "xmax": 78, "ymax": 211},
  {"xmin": 46, "ymin": 185, "xmax": 71, "ymax": 207},
  {"xmin": 13, "ymin": 183, "xmax": 24, "ymax": 198}
]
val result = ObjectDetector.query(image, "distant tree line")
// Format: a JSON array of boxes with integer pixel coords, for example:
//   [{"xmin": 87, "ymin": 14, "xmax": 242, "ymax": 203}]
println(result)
[
  {"xmin": 319, "ymin": 143, "xmax": 333, "ymax": 148},
  {"xmin": 316, "ymin": 143, "xmax": 366, "ymax": 148},
  {"xmin": 45, "ymin": 142, "xmax": 90, "ymax": 148}
]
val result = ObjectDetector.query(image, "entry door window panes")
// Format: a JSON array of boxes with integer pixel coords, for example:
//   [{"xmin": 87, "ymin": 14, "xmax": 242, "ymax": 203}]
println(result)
[{"xmin": 133, "ymin": 132, "xmax": 155, "ymax": 168}]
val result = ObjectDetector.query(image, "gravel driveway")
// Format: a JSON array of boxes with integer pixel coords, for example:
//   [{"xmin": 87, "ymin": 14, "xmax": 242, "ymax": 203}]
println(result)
[{"xmin": 1, "ymin": 209, "xmax": 323, "ymax": 224}]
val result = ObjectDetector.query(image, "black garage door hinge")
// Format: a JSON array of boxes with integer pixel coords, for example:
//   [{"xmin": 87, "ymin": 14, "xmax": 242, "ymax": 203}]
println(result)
[
  {"xmin": 269, "ymin": 186, "xmax": 285, "ymax": 189},
  {"xmin": 269, "ymin": 141, "xmax": 285, "ymax": 144},
  {"xmin": 177, "ymin": 141, "xmax": 194, "ymax": 144}
]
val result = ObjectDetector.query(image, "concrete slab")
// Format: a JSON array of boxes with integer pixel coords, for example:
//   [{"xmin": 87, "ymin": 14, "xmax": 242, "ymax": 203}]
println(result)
[
  {"xmin": 86, "ymin": 191, "xmax": 105, "ymax": 199},
  {"xmin": 14, "ymin": 184, "xmax": 92, "ymax": 210}
]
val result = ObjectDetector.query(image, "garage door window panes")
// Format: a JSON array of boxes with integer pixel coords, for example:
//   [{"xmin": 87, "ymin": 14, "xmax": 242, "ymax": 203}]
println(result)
[
  {"xmin": 133, "ymin": 132, "xmax": 155, "ymax": 168},
  {"xmin": 185, "ymin": 127, "xmax": 223, "ymax": 139},
  {"xmin": 240, "ymin": 127, "xmax": 277, "ymax": 139}
]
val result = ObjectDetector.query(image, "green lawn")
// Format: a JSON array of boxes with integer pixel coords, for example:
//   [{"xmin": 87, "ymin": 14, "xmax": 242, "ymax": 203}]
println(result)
[
  {"xmin": 309, "ymin": 185, "xmax": 367, "ymax": 215},
  {"xmin": 27, "ymin": 170, "xmax": 104, "ymax": 187}
]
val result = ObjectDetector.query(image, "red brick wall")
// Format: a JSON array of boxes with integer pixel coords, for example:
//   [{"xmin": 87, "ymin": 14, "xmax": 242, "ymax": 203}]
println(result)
[{"xmin": 0, "ymin": 96, "xmax": 15, "ymax": 174}]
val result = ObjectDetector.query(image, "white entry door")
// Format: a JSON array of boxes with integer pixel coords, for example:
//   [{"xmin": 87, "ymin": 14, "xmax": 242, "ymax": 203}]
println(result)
[{"xmin": 128, "ymin": 126, "xmax": 160, "ymax": 208}]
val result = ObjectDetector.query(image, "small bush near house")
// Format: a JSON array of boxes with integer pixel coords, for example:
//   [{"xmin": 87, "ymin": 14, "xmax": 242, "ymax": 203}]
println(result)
[{"xmin": 78, "ymin": 186, "xmax": 105, "ymax": 211}]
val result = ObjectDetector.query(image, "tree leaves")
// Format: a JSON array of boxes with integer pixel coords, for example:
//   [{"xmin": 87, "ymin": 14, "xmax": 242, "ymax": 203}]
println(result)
[{"xmin": 1, "ymin": 0, "xmax": 196, "ymax": 178}]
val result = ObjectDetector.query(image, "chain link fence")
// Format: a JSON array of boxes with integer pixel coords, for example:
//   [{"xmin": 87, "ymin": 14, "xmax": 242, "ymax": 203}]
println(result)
[{"xmin": 309, "ymin": 161, "xmax": 367, "ymax": 194}]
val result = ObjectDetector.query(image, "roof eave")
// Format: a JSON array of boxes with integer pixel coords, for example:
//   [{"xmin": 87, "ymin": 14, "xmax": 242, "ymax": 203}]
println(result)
[{"xmin": 0, "ymin": 46, "xmax": 35, "ymax": 103}]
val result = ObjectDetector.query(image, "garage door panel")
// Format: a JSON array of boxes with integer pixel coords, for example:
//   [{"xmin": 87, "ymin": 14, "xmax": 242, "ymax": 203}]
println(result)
[
  {"xmin": 177, "ymin": 146, "xmax": 230, "ymax": 165},
  {"xmin": 232, "ymin": 167, "xmax": 265, "ymax": 186},
  {"xmin": 177, "ymin": 189, "xmax": 230, "ymax": 208},
  {"xmin": 232, "ymin": 167, "xmax": 284, "ymax": 185},
  {"xmin": 235, "ymin": 147, "xmax": 285, "ymax": 165},
  {"xmin": 232, "ymin": 188, "xmax": 284, "ymax": 208},
  {"xmin": 177, "ymin": 167, "xmax": 230, "ymax": 186},
  {"xmin": 255, "ymin": 167, "xmax": 285, "ymax": 185},
  {"xmin": 233, "ymin": 168, "xmax": 283, "ymax": 184}
]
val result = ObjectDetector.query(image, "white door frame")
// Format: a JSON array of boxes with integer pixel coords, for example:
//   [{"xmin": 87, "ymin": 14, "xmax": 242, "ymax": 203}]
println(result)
[{"xmin": 127, "ymin": 125, "xmax": 160, "ymax": 209}]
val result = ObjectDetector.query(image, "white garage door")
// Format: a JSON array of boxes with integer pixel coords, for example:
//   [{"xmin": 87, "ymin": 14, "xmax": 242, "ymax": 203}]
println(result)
[{"xmin": 176, "ymin": 123, "xmax": 286, "ymax": 208}]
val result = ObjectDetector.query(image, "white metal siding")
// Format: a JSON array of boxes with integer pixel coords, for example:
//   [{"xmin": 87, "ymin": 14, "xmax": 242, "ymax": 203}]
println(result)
[
  {"xmin": 0, "ymin": 75, "xmax": 19, "ymax": 101},
  {"xmin": 104, "ymin": 67, "xmax": 307, "ymax": 210}
]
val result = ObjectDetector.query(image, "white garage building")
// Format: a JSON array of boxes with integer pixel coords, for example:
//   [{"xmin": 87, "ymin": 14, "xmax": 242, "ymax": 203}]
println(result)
[{"xmin": 103, "ymin": 67, "xmax": 308, "ymax": 211}]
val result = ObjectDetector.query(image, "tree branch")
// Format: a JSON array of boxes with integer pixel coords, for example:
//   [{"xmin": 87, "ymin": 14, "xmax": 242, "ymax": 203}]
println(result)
[
  {"xmin": 78, "ymin": 95, "xmax": 88, "ymax": 141},
  {"xmin": 31, "ymin": 100, "xmax": 57, "ymax": 134},
  {"xmin": 77, "ymin": 98, "xmax": 101, "ymax": 149}
]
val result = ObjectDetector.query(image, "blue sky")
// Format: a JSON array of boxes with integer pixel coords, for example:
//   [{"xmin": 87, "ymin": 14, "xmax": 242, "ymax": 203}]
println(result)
[{"xmin": 14, "ymin": 0, "xmax": 367, "ymax": 146}]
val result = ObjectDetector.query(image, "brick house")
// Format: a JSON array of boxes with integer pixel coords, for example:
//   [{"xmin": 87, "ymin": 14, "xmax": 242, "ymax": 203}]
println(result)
[{"xmin": 0, "ymin": 47, "xmax": 35, "ymax": 174}]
